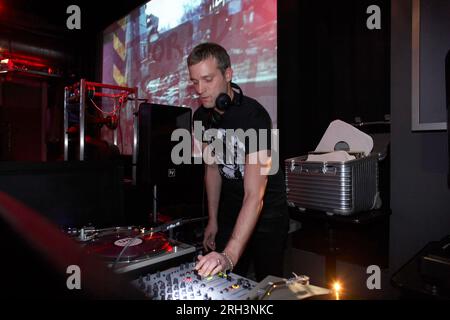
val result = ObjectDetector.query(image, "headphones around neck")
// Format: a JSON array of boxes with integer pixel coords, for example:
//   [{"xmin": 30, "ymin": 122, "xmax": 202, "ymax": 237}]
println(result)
[{"xmin": 209, "ymin": 82, "xmax": 243, "ymax": 127}]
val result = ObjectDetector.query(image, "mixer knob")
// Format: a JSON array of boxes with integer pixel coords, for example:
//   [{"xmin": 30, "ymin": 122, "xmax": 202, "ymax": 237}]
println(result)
[
  {"xmin": 146, "ymin": 274, "xmax": 151, "ymax": 281},
  {"xmin": 187, "ymin": 286, "xmax": 193, "ymax": 292},
  {"xmin": 200, "ymin": 284, "xmax": 206, "ymax": 288},
  {"xmin": 196, "ymin": 290, "xmax": 201, "ymax": 296},
  {"xmin": 173, "ymin": 285, "xmax": 179, "ymax": 291},
  {"xmin": 167, "ymin": 294, "xmax": 172, "ymax": 300},
  {"xmin": 193, "ymin": 280, "xmax": 199, "ymax": 284},
  {"xmin": 167, "ymin": 288, "xmax": 172, "ymax": 294},
  {"xmin": 156, "ymin": 271, "xmax": 161, "ymax": 278},
  {"xmin": 173, "ymin": 278, "xmax": 179, "ymax": 284},
  {"xmin": 190, "ymin": 293, "xmax": 195, "ymax": 299},
  {"xmin": 208, "ymin": 287, "xmax": 214, "ymax": 292},
  {"xmin": 180, "ymin": 282, "xmax": 186, "ymax": 288}
]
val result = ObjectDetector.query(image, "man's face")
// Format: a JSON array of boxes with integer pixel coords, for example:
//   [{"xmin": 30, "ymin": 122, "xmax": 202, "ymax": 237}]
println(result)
[{"xmin": 188, "ymin": 57, "xmax": 232, "ymax": 109}]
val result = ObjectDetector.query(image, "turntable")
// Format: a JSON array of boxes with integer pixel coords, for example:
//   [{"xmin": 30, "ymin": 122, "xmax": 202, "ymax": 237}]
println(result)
[{"xmin": 68, "ymin": 220, "xmax": 197, "ymax": 274}]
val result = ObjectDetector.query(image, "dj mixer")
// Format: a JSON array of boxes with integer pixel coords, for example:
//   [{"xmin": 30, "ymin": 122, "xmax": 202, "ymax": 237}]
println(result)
[{"xmin": 132, "ymin": 262, "xmax": 257, "ymax": 300}]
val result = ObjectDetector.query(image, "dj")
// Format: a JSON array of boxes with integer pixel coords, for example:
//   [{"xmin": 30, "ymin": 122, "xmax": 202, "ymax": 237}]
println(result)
[{"xmin": 188, "ymin": 43, "xmax": 289, "ymax": 281}]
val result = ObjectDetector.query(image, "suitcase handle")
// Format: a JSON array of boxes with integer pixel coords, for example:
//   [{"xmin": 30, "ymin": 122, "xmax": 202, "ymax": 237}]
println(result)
[
  {"xmin": 321, "ymin": 164, "xmax": 337, "ymax": 175},
  {"xmin": 290, "ymin": 162, "xmax": 337, "ymax": 175}
]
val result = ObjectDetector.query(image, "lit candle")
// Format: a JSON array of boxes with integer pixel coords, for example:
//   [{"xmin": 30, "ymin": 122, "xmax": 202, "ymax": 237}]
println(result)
[{"xmin": 333, "ymin": 282, "xmax": 342, "ymax": 300}]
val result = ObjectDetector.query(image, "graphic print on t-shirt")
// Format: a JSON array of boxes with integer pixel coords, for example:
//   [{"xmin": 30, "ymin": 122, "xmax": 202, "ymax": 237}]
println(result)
[{"xmin": 214, "ymin": 128, "xmax": 245, "ymax": 180}]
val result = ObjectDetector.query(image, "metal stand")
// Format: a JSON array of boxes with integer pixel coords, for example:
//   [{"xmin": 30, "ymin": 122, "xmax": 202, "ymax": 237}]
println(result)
[
  {"xmin": 153, "ymin": 185, "xmax": 158, "ymax": 224},
  {"xmin": 151, "ymin": 184, "xmax": 172, "ymax": 237},
  {"xmin": 63, "ymin": 79, "xmax": 139, "ymax": 184}
]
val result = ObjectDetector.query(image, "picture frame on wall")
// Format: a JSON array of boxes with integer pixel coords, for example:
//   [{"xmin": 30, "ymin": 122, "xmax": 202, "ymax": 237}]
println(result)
[{"xmin": 411, "ymin": 0, "xmax": 449, "ymax": 131}]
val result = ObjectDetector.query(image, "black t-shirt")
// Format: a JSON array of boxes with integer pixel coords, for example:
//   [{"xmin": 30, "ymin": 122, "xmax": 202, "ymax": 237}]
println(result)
[{"xmin": 193, "ymin": 93, "xmax": 288, "ymax": 232}]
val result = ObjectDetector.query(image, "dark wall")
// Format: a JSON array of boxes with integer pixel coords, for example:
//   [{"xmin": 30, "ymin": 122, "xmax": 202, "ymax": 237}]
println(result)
[
  {"xmin": 390, "ymin": 0, "xmax": 450, "ymax": 271},
  {"xmin": 279, "ymin": 0, "xmax": 390, "ymax": 161},
  {"xmin": 0, "ymin": 161, "xmax": 125, "ymax": 228}
]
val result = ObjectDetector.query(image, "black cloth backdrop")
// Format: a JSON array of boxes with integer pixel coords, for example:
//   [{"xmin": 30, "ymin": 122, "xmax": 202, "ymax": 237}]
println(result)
[{"xmin": 278, "ymin": 0, "xmax": 390, "ymax": 160}]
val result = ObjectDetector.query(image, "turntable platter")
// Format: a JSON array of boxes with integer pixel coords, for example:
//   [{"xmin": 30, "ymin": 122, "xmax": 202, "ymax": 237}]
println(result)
[{"xmin": 84, "ymin": 228, "xmax": 172, "ymax": 262}]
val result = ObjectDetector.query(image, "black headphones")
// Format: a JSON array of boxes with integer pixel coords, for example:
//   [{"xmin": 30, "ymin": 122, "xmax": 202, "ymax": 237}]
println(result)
[{"xmin": 209, "ymin": 82, "xmax": 243, "ymax": 127}]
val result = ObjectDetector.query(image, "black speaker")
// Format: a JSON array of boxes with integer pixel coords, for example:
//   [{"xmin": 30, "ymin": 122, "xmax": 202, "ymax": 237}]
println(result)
[{"xmin": 137, "ymin": 103, "xmax": 204, "ymax": 220}]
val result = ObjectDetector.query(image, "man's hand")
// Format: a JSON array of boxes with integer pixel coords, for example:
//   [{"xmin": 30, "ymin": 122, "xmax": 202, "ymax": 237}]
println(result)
[
  {"xmin": 203, "ymin": 221, "xmax": 218, "ymax": 251},
  {"xmin": 195, "ymin": 251, "xmax": 229, "ymax": 277}
]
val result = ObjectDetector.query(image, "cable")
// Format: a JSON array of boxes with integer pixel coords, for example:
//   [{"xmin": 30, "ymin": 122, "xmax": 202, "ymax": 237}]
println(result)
[
  {"xmin": 89, "ymin": 97, "xmax": 117, "ymax": 116},
  {"xmin": 88, "ymin": 91, "xmax": 129, "ymax": 117},
  {"xmin": 88, "ymin": 91, "xmax": 129, "ymax": 153}
]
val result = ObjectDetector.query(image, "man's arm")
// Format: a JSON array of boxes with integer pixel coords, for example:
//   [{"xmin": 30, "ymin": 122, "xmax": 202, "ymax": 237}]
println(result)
[
  {"xmin": 195, "ymin": 150, "xmax": 272, "ymax": 276},
  {"xmin": 222, "ymin": 150, "xmax": 271, "ymax": 266},
  {"xmin": 203, "ymin": 143, "xmax": 222, "ymax": 251}
]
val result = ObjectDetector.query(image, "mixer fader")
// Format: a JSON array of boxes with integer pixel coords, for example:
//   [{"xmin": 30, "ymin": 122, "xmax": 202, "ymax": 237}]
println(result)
[{"xmin": 132, "ymin": 262, "xmax": 257, "ymax": 300}]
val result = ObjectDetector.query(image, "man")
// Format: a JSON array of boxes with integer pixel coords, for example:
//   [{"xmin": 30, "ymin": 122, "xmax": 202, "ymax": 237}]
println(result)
[{"xmin": 188, "ymin": 43, "xmax": 288, "ymax": 281}]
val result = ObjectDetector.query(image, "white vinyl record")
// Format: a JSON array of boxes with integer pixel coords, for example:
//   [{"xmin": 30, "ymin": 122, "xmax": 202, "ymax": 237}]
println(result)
[{"xmin": 315, "ymin": 119, "xmax": 373, "ymax": 156}]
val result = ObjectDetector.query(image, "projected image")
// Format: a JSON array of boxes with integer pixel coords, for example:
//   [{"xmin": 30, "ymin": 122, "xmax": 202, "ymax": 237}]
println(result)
[{"xmin": 102, "ymin": 0, "xmax": 277, "ymax": 154}]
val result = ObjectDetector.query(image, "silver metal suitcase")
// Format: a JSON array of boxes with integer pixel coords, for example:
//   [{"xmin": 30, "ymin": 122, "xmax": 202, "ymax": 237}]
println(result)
[{"xmin": 285, "ymin": 153, "xmax": 381, "ymax": 215}]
